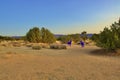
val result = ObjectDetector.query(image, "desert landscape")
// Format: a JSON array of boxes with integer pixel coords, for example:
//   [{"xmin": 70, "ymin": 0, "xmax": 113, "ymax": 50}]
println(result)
[
  {"xmin": 0, "ymin": 44, "xmax": 120, "ymax": 80},
  {"xmin": 0, "ymin": 0, "xmax": 120, "ymax": 80}
]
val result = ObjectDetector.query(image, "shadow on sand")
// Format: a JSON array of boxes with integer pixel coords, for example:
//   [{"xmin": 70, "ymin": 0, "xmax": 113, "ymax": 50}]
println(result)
[{"xmin": 89, "ymin": 49, "xmax": 117, "ymax": 56}]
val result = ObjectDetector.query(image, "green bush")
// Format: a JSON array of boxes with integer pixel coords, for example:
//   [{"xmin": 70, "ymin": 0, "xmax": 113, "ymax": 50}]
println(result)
[
  {"xmin": 26, "ymin": 27, "xmax": 56, "ymax": 43},
  {"xmin": 32, "ymin": 46, "xmax": 42, "ymax": 50},
  {"xmin": 57, "ymin": 35, "xmax": 71, "ymax": 44},
  {"xmin": 26, "ymin": 27, "xmax": 42, "ymax": 43},
  {"xmin": 95, "ymin": 19, "xmax": 120, "ymax": 51},
  {"xmin": 57, "ymin": 34, "xmax": 80, "ymax": 44},
  {"xmin": 50, "ymin": 44, "xmax": 67, "ymax": 49},
  {"xmin": 90, "ymin": 34, "xmax": 99, "ymax": 42},
  {"xmin": 41, "ymin": 27, "xmax": 56, "ymax": 43}
]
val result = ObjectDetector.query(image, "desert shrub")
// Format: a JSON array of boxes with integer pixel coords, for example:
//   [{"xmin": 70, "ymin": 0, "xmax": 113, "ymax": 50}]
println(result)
[
  {"xmin": 58, "ymin": 34, "xmax": 81, "ymax": 44},
  {"xmin": 50, "ymin": 44, "xmax": 67, "ymax": 49},
  {"xmin": 26, "ymin": 44, "xmax": 33, "ymax": 47},
  {"xmin": 71, "ymin": 34, "xmax": 80, "ymax": 43},
  {"xmin": 32, "ymin": 45, "xmax": 42, "ymax": 50},
  {"xmin": 58, "ymin": 45, "xmax": 67, "ymax": 49},
  {"xmin": 41, "ymin": 44, "xmax": 50, "ymax": 49},
  {"xmin": 41, "ymin": 27, "xmax": 56, "ymax": 43},
  {"xmin": 58, "ymin": 35, "xmax": 71, "ymax": 44},
  {"xmin": 95, "ymin": 19, "xmax": 120, "ymax": 51},
  {"xmin": 26, "ymin": 27, "xmax": 42, "ymax": 43},
  {"xmin": 50, "ymin": 44, "xmax": 58, "ymax": 49},
  {"xmin": 26, "ymin": 27, "xmax": 56, "ymax": 43},
  {"xmin": 90, "ymin": 34, "xmax": 99, "ymax": 42},
  {"xmin": 12, "ymin": 43, "xmax": 21, "ymax": 47},
  {"xmin": 0, "ymin": 35, "xmax": 14, "ymax": 41}
]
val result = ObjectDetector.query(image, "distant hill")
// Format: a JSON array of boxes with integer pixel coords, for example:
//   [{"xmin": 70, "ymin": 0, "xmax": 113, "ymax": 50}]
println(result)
[
  {"xmin": 54, "ymin": 34, "xmax": 65, "ymax": 38},
  {"xmin": 54, "ymin": 34, "xmax": 93, "ymax": 38},
  {"xmin": 11, "ymin": 34, "xmax": 93, "ymax": 39},
  {"xmin": 80, "ymin": 34, "xmax": 93, "ymax": 38},
  {"xmin": 11, "ymin": 36, "xmax": 24, "ymax": 39},
  {"xmin": 86, "ymin": 34, "xmax": 93, "ymax": 38}
]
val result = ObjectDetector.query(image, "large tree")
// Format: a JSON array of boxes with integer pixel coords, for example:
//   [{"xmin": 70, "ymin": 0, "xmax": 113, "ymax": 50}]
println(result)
[
  {"xmin": 26, "ymin": 27, "xmax": 42, "ymax": 43},
  {"xmin": 41, "ymin": 27, "xmax": 56, "ymax": 43},
  {"xmin": 95, "ymin": 19, "xmax": 120, "ymax": 51}
]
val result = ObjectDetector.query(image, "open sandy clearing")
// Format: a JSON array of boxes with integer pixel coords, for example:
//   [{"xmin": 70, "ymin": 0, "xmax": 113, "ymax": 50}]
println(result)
[{"xmin": 0, "ymin": 45, "xmax": 120, "ymax": 80}]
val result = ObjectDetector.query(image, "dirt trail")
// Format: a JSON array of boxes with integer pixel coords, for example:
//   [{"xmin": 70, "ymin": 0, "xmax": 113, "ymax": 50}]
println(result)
[{"xmin": 0, "ymin": 45, "xmax": 120, "ymax": 80}]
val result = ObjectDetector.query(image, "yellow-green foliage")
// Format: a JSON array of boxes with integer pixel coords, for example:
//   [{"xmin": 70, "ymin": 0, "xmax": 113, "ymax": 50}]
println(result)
[
  {"xmin": 26, "ymin": 27, "xmax": 56, "ymax": 43},
  {"xmin": 26, "ymin": 27, "xmax": 42, "ymax": 43},
  {"xmin": 41, "ymin": 27, "xmax": 56, "ymax": 43},
  {"xmin": 96, "ymin": 19, "xmax": 120, "ymax": 51}
]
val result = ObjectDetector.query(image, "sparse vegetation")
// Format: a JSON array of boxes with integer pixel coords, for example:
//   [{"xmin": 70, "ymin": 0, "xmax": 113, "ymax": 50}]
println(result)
[
  {"xmin": 32, "ymin": 45, "xmax": 42, "ymax": 50},
  {"xmin": 40, "ymin": 44, "xmax": 50, "ymax": 49},
  {"xmin": 26, "ymin": 44, "xmax": 33, "ymax": 47},
  {"xmin": 58, "ymin": 34, "xmax": 80, "ymax": 44},
  {"xmin": 0, "ymin": 45, "xmax": 120, "ymax": 80},
  {"xmin": 81, "ymin": 31, "xmax": 87, "ymax": 41},
  {"xmin": 26, "ymin": 27, "xmax": 56, "ymax": 43},
  {"xmin": 41, "ymin": 27, "xmax": 56, "ymax": 43},
  {"xmin": 50, "ymin": 44, "xmax": 67, "ymax": 49},
  {"xmin": 57, "ymin": 35, "xmax": 71, "ymax": 44},
  {"xmin": 90, "ymin": 34, "xmax": 99, "ymax": 42},
  {"xmin": 94, "ymin": 19, "xmax": 120, "ymax": 52},
  {"xmin": 26, "ymin": 27, "xmax": 42, "ymax": 43}
]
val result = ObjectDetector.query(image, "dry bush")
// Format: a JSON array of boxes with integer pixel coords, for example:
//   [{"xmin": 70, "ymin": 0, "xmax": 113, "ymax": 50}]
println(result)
[
  {"xmin": 12, "ymin": 44, "xmax": 21, "ymax": 47},
  {"xmin": 32, "ymin": 45, "xmax": 42, "ymax": 50},
  {"xmin": 10, "ymin": 42, "xmax": 22, "ymax": 47},
  {"xmin": 26, "ymin": 44, "xmax": 33, "ymax": 47},
  {"xmin": 41, "ymin": 44, "xmax": 50, "ymax": 49},
  {"xmin": 50, "ymin": 44, "xmax": 67, "ymax": 49}
]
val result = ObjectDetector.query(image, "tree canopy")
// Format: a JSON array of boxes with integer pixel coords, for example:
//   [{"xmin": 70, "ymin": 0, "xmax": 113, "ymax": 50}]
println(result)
[
  {"xmin": 26, "ymin": 27, "xmax": 56, "ymax": 43},
  {"xmin": 41, "ymin": 27, "xmax": 56, "ymax": 43},
  {"xmin": 93, "ymin": 19, "xmax": 120, "ymax": 51}
]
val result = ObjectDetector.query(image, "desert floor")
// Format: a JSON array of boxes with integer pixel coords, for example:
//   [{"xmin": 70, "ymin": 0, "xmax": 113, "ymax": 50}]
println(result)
[{"xmin": 0, "ymin": 45, "xmax": 120, "ymax": 80}]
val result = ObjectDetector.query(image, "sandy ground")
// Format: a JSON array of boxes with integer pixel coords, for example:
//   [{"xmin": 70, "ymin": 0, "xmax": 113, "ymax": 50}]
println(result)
[{"xmin": 0, "ymin": 45, "xmax": 120, "ymax": 80}]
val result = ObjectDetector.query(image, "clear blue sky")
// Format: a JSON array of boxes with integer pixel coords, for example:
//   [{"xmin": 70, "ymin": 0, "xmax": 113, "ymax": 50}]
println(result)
[{"xmin": 0, "ymin": 0, "xmax": 120, "ymax": 36}]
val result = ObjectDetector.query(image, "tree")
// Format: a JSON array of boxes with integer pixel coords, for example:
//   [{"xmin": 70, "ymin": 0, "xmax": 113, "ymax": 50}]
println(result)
[
  {"xmin": 58, "ymin": 34, "xmax": 80, "ymax": 44},
  {"xmin": 95, "ymin": 19, "xmax": 120, "ymax": 51},
  {"xmin": 58, "ymin": 35, "xmax": 71, "ymax": 44},
  {"xmin": 41, "ymin": 27, "xmax": 48, "ymax": 43},
  {"xmin": 90, "ymin": 33, "xmax": 99, "ymax": 42},
  {"xmin": 41, "ymin": 27, "xmax": 56, "ymax": 43},
  {"xmin": 70, "ymin": 34, "xmax": 80, "ymax": 43},
  {"xmin": 81, "ymin": 31, "xmax": 87, "ymax": 41},
  {"xmin": 26, "ymin": 27, "xmax": 42, "ymax": 43}
]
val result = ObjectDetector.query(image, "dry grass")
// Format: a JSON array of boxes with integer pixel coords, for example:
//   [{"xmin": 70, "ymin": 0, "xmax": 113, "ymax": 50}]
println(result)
[
  {"xmin": 50, "ymin": 44, "xmax": 67, "ymax": 49},
  {"xmin": 32, "ymin": 46, "xmax": 42, "ymax": 50},
  {"xmin": 0, "ymin": 45, "xmax": 120, "ymax": 80}
]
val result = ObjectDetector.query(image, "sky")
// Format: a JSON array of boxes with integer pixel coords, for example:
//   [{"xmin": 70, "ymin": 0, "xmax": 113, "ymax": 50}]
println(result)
[{"xmin": 0, "ymin": 0, "xmax": 120, "ymax": 36}]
